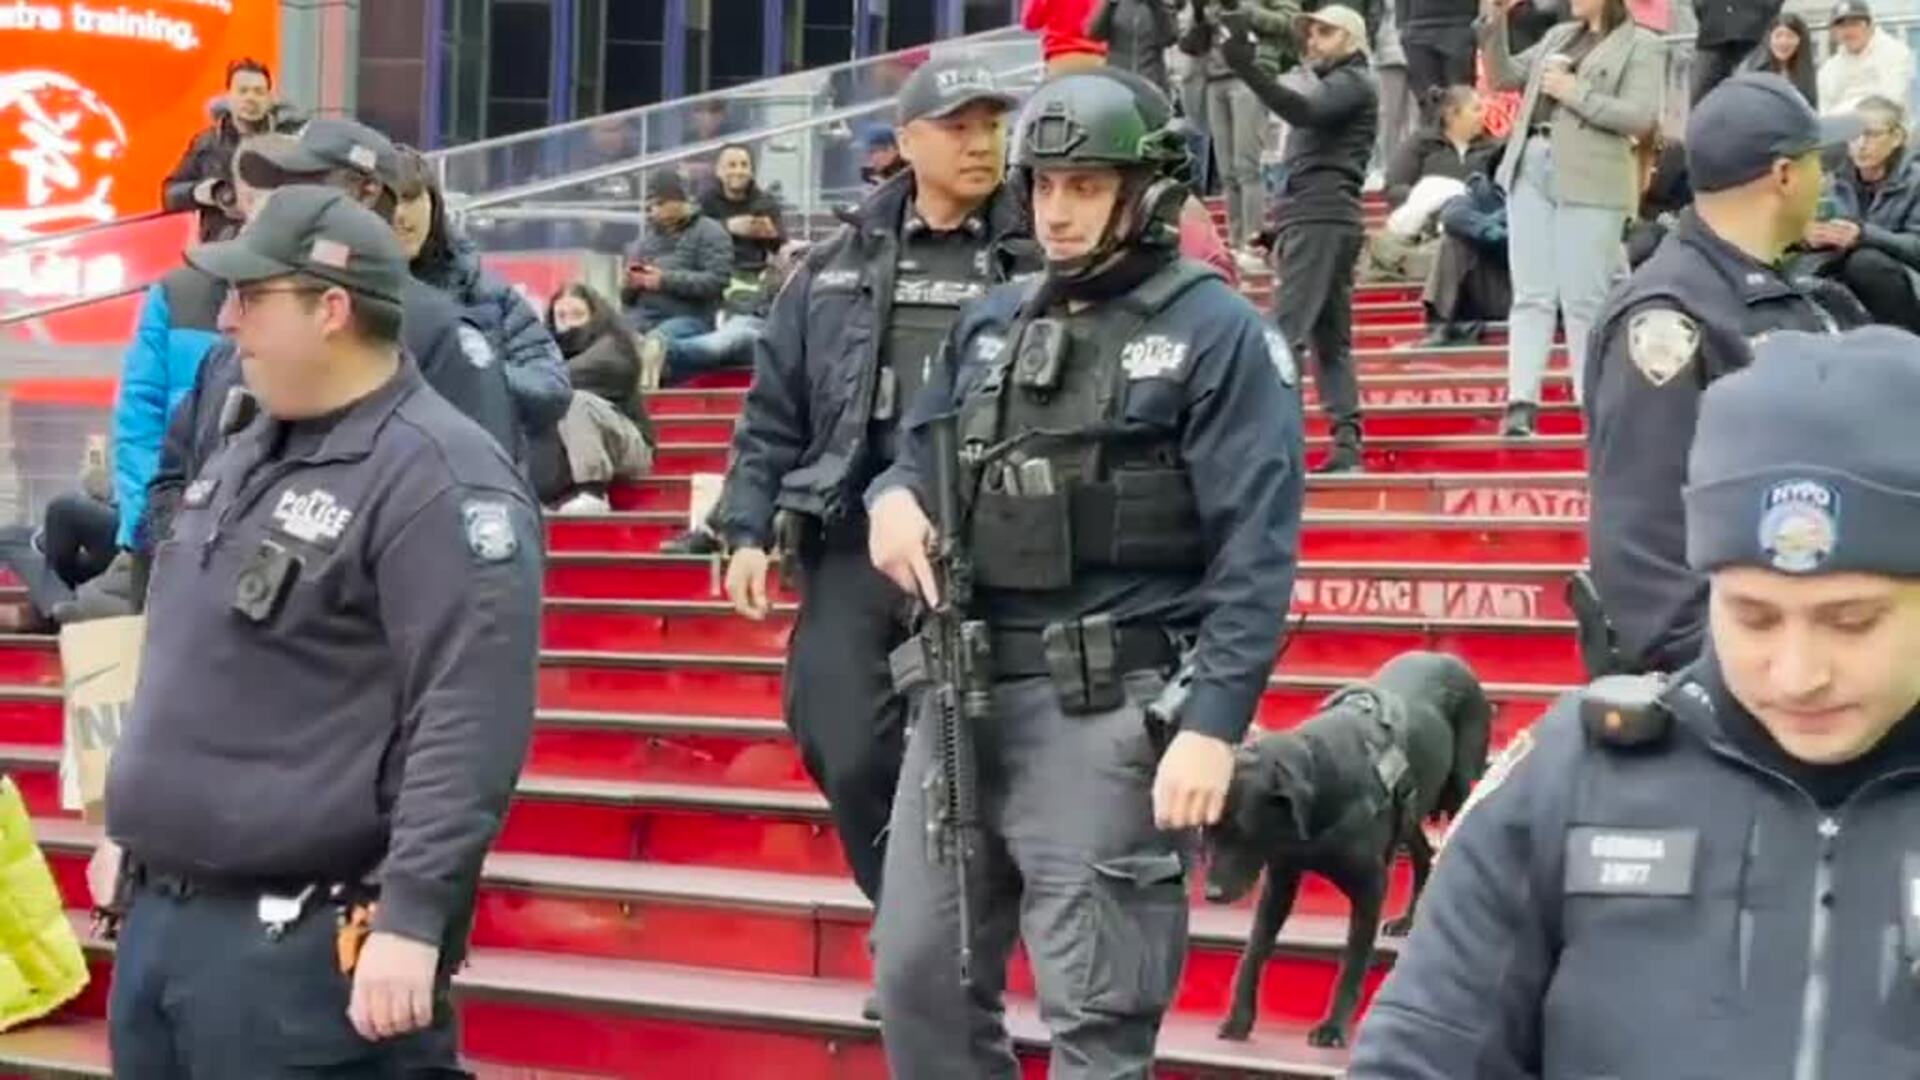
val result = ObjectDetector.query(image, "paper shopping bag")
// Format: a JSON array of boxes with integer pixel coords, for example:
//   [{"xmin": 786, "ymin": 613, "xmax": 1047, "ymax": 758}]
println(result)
[{"xmin": 57, "ymin": 615, "xmax": 145, "ymax": 824}]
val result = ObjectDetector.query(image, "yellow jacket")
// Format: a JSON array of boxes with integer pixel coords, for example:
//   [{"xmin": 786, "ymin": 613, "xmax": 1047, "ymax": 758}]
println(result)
[{"xmin": 0, "ymin": 774, "xmax": 88, "ymax": 1031}]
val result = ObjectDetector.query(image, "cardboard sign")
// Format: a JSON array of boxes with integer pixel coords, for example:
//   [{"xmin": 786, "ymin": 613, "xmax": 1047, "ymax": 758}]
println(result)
[{"xmin": 57, "ymin": 614, "xmax": 145, "ymax": 824}]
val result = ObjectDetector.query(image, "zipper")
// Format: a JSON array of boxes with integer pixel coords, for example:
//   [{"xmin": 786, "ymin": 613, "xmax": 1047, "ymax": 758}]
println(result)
[{"xmin": 1702, "ymin": 735, "xmax": 1920, "ymax": 1079}]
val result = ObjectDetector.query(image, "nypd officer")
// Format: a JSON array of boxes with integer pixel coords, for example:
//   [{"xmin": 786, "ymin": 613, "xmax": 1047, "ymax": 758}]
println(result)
[
  {"xmin": 1582, "ymin": 73, "xmax": 1868, "ymax": 677},
  {"xmin": 100, "ymin": 186, "xmax": 542, "ymax": 1077},
  {"xmin": 708, "ymin": 55, "xmax": 1040, "ymax": 904},
  {"xmin": 866, "ymin": 73, "xmax": 1303, "ymax": 1077},
  {"xmin": 1351, "ymin": 326, "xmax": 1920, "ymax": 1078}
]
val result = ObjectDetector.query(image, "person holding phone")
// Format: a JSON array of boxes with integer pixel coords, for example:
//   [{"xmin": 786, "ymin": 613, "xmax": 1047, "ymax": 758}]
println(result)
[{"xmin": 618, "ymin": 171, "xmax": 734, "ymax": 385}]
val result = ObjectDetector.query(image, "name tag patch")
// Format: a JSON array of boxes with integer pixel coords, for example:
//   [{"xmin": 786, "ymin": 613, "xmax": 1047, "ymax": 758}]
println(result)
[
  {"xmin": 1565, "ymin": 827, "xmax": 1697, "ymax": 897},
  {"xmin": 815, "ymin": 269, "xmax": 860, "ymax": 291},
  {"xmin": 272, "ymin": 488, "xmax": 354, "ymax": 545}
]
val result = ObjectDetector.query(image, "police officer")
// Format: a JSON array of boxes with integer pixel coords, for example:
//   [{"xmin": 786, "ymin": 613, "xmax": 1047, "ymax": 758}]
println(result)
[
  {"xmin": 1583, "ymin": 73, "xmax": 1869, "ymax": 678},
  {"xmin": 708, "ymin": 55, "xmax": 1039, "ymax": 904},
  {"xmin": 127, "ymin": 120, "xmax": 526, "ymax": 583},
  {"xmin": 97, "ymin": 186, "xmax": 543, "ymax": 1077},
  {"xmin": 1350, "ymin": 325, "xmax": 1920, "ymax": 1078},
  {"xmin": 866, "ymin": 72, "xmax": 1303, "ymax": 1077}
]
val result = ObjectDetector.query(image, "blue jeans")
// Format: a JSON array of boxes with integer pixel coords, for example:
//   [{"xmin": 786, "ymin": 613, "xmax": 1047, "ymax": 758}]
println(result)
[
  {"xmin": 1504, "ymin": 139, "xmax": 1626, "ymax": 407},
  {"xmin": 663, "ymin": 314, "xmax": 765, "ymax": 385}
]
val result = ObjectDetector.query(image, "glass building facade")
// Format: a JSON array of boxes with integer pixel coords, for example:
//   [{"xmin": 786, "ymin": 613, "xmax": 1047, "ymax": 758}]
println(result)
[{"xmin": 355, "ymin": 0, "xmax": 1023, "ymax": 149}]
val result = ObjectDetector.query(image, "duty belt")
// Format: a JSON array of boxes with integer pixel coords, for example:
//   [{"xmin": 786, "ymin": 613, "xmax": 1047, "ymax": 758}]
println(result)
[{"xmin": 990, "ymin": 616, "xmax": 1176, "ymax": 714}]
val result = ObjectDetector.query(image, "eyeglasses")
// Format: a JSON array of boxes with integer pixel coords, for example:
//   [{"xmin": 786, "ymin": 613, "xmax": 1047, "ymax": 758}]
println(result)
[
  {"xmin": 1854, "ymin": 126, "xmax": 1900, "ymax": 141},
  {"xmin": 231, "ymin": 284, "xmax": 328, "ymax": 314}
]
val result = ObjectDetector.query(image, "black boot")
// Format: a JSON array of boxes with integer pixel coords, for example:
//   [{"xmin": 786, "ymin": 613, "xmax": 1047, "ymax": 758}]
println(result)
[
  {"xmin": 1316, "ymin": 424, "xmax": 1365, "ymax": 473},
  {"xmin": 1500, "ymin": 401, "xmax": 1538, "ymax": 438}
]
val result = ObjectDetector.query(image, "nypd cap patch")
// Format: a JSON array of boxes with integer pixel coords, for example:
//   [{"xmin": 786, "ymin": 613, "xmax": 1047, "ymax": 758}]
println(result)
[{"xmin": 1757, "ymin": 478, "xmax": 1839, "ymax": 574}]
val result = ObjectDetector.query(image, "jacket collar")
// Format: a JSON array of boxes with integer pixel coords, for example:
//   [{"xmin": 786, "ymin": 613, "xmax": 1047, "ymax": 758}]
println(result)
[
  {"xmin": 1673, "ymin": 208, "xmax": 1802, "ymax": 305},
  {"xmin": 848, "ymin": 171, "xmax": 1032, "ymax": 249},
  {"xmin": 243, "ymin": 355, "xmax": 423, "ymax": 464}
]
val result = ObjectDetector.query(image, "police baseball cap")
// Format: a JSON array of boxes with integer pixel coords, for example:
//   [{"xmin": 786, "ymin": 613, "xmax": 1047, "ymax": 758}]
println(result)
[
  {"xmin": 185, "ymin": 184, "xmax": 408, "ymax": 305},
  {"xmin": 1686, "ymin": 74, "xmax": 1863, "ymax": 193},
  {"xmin": 243, "ymin": 117, "xmax": 406, "ymax": 194},
  {"xmin": 1686, "ymin": 327, "xmax": 1920, "ymax": 578},
  {"xmin": 896, "ymin": 55, "xmax": 1018, "ymax": 126},
  {"xmin": 1831, "ymin": 0, "xmax": 1873, "ymax": 25}
]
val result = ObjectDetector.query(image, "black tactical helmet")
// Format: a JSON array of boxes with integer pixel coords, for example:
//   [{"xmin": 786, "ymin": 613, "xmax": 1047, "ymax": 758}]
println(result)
[{"xmin": 1010, "ymin": 71, "xmax": 1194, "ymax": 280}]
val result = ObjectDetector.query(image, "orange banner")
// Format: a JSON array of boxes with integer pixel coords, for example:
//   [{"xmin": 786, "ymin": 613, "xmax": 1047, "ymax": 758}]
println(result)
[{"xmin": 0, "ymin": 0, "xmax": 281, "ymax": 242}]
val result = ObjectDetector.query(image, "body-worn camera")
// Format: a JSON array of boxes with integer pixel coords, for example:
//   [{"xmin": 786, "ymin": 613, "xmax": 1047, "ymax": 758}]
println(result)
[
  {"xmin": 1013, "ymin": 318, "xmax": 1069, "ymax": 392},
  {"xmin": 232, "ymin": 539, "xmax": 300, "ymax": 624}
]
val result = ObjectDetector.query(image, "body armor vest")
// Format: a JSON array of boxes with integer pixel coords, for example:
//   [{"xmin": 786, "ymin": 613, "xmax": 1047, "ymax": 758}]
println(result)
[{"xmin": 957, "ymin": 260, "xmax": 1217, "ymax": 591}]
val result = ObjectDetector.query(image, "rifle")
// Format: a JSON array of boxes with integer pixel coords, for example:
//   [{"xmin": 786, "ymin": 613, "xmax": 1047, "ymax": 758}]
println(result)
[{"xmin": 887, "ymin": 411, "xmax": 992, "ymax": 988}]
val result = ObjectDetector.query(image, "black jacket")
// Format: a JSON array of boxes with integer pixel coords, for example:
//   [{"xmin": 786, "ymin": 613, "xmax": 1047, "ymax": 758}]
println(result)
[
  {"xmin": 620, "ymin": 213, "xmax": 735, "ymax": 326},
  {"xmin": 1395, "ymin": 0, "xmax": 1477, "ymax": 35},
  {"xmin": 699, "ymin": 184, "xmax": 787, "ymax": 273},
  {"xmin": 709, "ymin": 174, "xmax": 1040, "ymax": 547},
  {"xmin": 1352, "ymin": 658, "xmax": 1920, "ymax": 1078},
  {"xmin": 1584, "ymin": 211, "xmax": 1869, "ymax": 673},
  {"xmin": 1383, "ymin": 129, "xmax": 1501, "ymax": 207},
  {"xmin": 109, "ymin": 359, "xmax": 541, "ymax": 952},
  {"xmin": 1695, "ymin": 0, "xmax": 1783, "ymax": 47},
  {"xmin": 1223, "ymin": 45, "xmax": 1379, "ymax": 230},
  {"xmin": 1090, "ymin": 0, "xmax": 1178, "ymax": 91},
  {"xmin": 1829, "ymin": 150, "xmax": 1920, "ymax": 274},
  {"xmin": 160, "ymin": 101, "xmax": 304, "ymax": 242}
]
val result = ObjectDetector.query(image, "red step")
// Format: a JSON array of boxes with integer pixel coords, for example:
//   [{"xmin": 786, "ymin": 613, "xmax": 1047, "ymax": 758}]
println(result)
[
  {"xmin": 29, "ymin": 923, "xmax": 1354, "ymax": 1078},
  {"xmin": 651, "ymin": 433, "xmax": 1584, "ymax": 476},
  {"xmin": 649, "ymin": 400, "xmax": 1585, "ymax": 445},
  {"xmin": 613, "ymin": 470, "xmax": 1590, "ymax": 519},
  {"xmin": 548, "ymin": 512, "xmax": 1586, "ymax": 562}
]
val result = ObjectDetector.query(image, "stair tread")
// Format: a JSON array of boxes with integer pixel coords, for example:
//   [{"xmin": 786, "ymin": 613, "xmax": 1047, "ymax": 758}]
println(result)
[
  {"xmin": 559, "ymin": 510, "xmax": 1587, "ymax": 530},
  {"xmin": 542, "ymin": 600, "xmax": 1577, "ymax": 632},
  {"xmin": 626, "ymin": 469, "xmax": 1587, "ymax": 489},
  {"xmin": 30, "ymin": 820, "xmax": 1401, "ymax": 959},
  {"xmin": 649, "ymin": 397, "xmax": 1585, "ymax": 419},
  {"xmin": 548, "ymin": 552, "xmax": 1586, "ymax": 574},
  {"xmin": 656, "ymin": 433, "xmax": 1586, "ymax": 451}
]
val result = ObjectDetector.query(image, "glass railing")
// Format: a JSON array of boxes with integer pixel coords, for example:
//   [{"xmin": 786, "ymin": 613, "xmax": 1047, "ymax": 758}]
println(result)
[{"xmin": 430, "ymin": 26, "xmax": 1037, "ymax": 205}]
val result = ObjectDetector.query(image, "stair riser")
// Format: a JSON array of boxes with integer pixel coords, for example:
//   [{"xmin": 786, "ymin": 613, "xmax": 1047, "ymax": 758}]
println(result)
[
  {"xmin": 544, "ymin": 565, "xmax": 1580, "ymax": 621},
  {"xmin": 547, "ymin": 520, "xmax": 1587, "ymax": 561},
  {"xmin": 39, "ymin": 850, "xmax": 1393, "ymax": 1030},
  {"xmin": 613, "ymin": 477, "xmax": 1590, "ymax": 519},
  {"xmin": 640, "ymin": 376, "xmax": 1575, "ymax": 425},
  {"xmin": 652, "ymin": 407, "xmax": 1581, "ymax": 447},
  {"xmin": 537, "ymin": 607, "xmax": 1582, "ymax": 679}
]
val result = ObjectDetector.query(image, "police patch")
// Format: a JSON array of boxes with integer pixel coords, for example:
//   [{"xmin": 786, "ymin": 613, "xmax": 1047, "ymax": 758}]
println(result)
[
  {"xmin": 973, "ymin": 334, "xmax": 1006, "ymax": 364},
  {"xmin": 457, "ymin": 325, "xmax": 495, "ymax": 370},
  {"xmin": 1758, "ymin": 478, "xmax": 1839, "ymax": 574},
  {"xmin": 1627, "ymin": 309, "xmax": 1699, "ymax": 387},
  {"xmin": 272, "ymin": 487, "xmax": 353, "ymax": 544},
  {"xmin": 462, "ymin": 500, "xmax": 518, "ymax": 563},
  {"xmin": 1264, "ymin": 328, "xmax": 1297, "ymax": 387},
  {"xmin": 1120, "ymin": 334, "xmax": 1189, "ymax": 381}
]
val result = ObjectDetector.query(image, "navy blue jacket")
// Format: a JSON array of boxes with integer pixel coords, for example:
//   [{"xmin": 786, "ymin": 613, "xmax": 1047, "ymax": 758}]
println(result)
[
  {"xmin": 109, "ymin": 358, "xmax": 541, "ymax": 950},
  {"xmin": 1584, "ymin": 210, "xmax": 1867, "ymax": 673},
  {"xmin": 868, "ymin": 264, "xmax": 1304, "ymax": 744},
  {"xmin": 1829, "ymin": 150, "xmax": 1920, "ymax": 277},
  {"xmin": 709, "ymin": 174, "xmax": 1038, "ymax": 546},
  {"xmin": 1351, "ymin": 661, "xmax": 1920, "ymax": 1078},
  {"xmin": 413, "ymin": 237, "xmax": 572, "ymax": 437}
]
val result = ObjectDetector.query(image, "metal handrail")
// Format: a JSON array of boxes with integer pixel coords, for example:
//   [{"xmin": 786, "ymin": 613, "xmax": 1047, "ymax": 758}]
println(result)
[
  {"xmin": 0, "ymin": 284, "xmax": 145, "ymax": 328},
  {"xmin": 0, "ymin": 209, "xmax": 189, "ymax": 255},
  {"xmin": 427, "ymin": 25, "xmax": 1029, "ymax": 165}
]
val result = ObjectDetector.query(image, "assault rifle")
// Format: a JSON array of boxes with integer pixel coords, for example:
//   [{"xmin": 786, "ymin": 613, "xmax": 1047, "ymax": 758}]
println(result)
[{"xmin": 887, "ymin": 411, "xmax": 993, "ymax": 988}]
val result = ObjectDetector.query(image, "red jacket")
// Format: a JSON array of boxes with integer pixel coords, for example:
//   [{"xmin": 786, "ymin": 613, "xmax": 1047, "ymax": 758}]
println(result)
[{"xmin": 1021, "ymin": 0, "xmax": 1107, "ymax": 59}]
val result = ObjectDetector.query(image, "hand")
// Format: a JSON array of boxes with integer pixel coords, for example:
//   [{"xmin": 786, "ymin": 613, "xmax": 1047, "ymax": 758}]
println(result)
[
  {"xmin": 628, "ymin": 265, "xmax": 664, "ymax": 292},
  {"xmin": 1539, "ymin": 67, "xmax": 1578, "ymax": 103},
  {"xmin": 724, "ymin": 545, "xmax": 773, "ymax": 620},
  {"xmin": 1217, "ymin": 15, "xmax": 1256, "ymax": 70},
  {"xmin": 1808, "ymin": 220, "xmax": 1862, "ymax": 250},
  {"xmin": 868, "ymin": 487, "xmax": 938, "ymax": 606},
  {"xmin": 1152, "ymin": 731, "xmax": 1236, "ymax": 830},
  {"xmin": 87, "ymin": 839, "xmax": 121, "ymax": 909},
  {"xmin": 726, "ymin": 214, "xmax": 757, "ymax": 237},
  {"xmin": 753, "ymin": 217, "xmax": 781, "ymax": 239},
  {"xmin": 348, "ymin": 932, "xmax": 441, "ymax": 1041}
]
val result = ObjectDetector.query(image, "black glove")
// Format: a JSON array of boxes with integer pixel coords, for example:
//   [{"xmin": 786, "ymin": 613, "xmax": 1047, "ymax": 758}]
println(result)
[{"xmin": 1217, "ymin": 9, "xmax": 1258, "ymax": 70}]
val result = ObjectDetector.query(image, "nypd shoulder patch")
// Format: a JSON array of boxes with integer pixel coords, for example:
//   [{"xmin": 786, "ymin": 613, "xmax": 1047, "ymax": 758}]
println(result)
[
  {"xmin": 456, "ymin": 325, "xmax": 496, "ymax": 370},
  {"xmin": 1627, "ymin": 308, "xmax": 1699, "ymax": 387},
  {"xmin": 1437, "ymin": 727, "xmax": 1536, "ymax": 858},
  {"xmin": 1263, "ymin": 328, "xmax": 1297, "ymax": 388},
  {"xmin": 461, "ymin": 500, "xmax": 519, "ymax": 563}
]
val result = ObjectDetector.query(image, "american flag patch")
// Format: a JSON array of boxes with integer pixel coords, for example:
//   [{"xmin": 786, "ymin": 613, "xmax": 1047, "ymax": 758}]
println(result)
[
  {"xmin": 348, "ymin": 144, "xmax": 378, "ymax": 170},
  {"xmin": 310, "ymin": 238, "xmax": 352, "ymax": 269}
]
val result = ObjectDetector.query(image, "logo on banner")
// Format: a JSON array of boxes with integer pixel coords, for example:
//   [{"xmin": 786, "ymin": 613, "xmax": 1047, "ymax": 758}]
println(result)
[{"xmin": 0, "ymin": 70, "xmax": 128, "ymax": 239}]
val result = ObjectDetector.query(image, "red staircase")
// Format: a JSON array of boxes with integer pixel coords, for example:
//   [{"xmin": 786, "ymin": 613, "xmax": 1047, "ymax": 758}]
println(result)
[{"xmin": 0, "ymin": 201, "xmax": 1584, "ymax": 1078}]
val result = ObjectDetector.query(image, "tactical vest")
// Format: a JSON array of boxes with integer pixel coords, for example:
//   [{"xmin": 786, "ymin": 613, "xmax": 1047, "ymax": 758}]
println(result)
[
  {"xmin": 876, "ymin": 229, "xmax": 994, "ymax": 425},
  {"xmin": 957, "ymin": 260, "xmax": 1217, "ymax": 591}
]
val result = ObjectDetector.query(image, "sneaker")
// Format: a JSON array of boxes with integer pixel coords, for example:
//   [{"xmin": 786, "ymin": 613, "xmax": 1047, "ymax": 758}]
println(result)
[
  {"xmin": 1234, "ymin": 247, "xmax": 1268, "ymax": 277},
  {"xmin": 552, "ymin": 491, "xmax": 612, "ymax": 516},
  {"xmin": 660, "ymin": 529, "xmax": 722, "ymax": 555},
  {"xmin": 638, "ymin": 333, "xmax": 667, "ymax": 390},
  {"xmin": 1500, "ymin": 401, "xmax": 1538, "ymax": 438}
]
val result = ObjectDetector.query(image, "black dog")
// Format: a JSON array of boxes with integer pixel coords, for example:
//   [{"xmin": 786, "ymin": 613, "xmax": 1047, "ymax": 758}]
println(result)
[{"xmin": 1205, "ymin": 650, "xmax": 1491, "ymax": 1048}]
